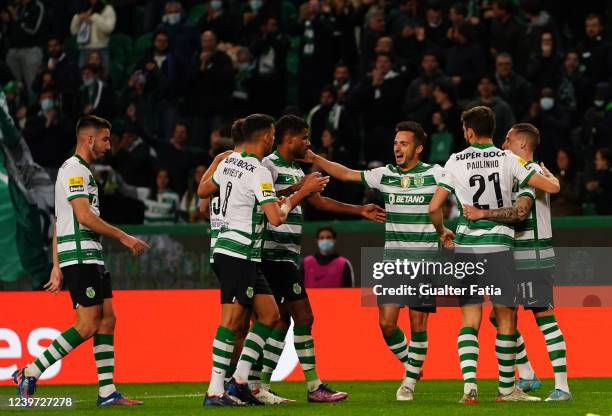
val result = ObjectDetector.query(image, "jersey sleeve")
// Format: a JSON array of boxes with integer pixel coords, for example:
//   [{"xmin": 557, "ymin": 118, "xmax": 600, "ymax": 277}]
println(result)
[
  {"xmin": 507, "ymin": 152, "xmax": 536, "ymax": 188},
  {"xmin": 360, "ymin": 167, "xmax": 385, "ymax": 190},
  {"xmin": 437, "ymin": 156, "xmax": 455, "ymax": 192},
  {"xmin": 432, "ymin": 164, "xmax": 444, "ymax": 184},
  {"xmin": 62, "ymin": 164, "xmax": 89, "ymax": 201},
  {"xmin": 261, "ymin": 157, "xmax": 279, "ymax": 183},
  {"xmin": 253, "ymin": 167, "xmax": 278, "ymax": 204},
  {"xmin": 211, "ymin": 162, "xmax": 222, "ymax": 187},
  {"xmin": 517, "ymin": 185, "xmax": 535, "ymax": 201}
]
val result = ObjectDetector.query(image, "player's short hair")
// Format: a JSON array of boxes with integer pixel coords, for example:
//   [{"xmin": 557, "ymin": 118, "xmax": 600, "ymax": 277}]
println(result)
[
  {"xmin": 241, "ymin": 113, "xmax": 275, "ymax": 142},
  {"xmin": 275, "ymin": 115, "xmax": 308, "ymax": 143},
  {"xmin": 231, "ymin": 118, "xmax": 245, "ymax": 145},
  {"xmin": 396, "ymin": 121, "xmax": 427, "ymax": 146},
  {"xmin": 76, "ymin": 115, "xmax": 111, "ymax": 135},
  {"xmin": 461, "ymin": 106, "xmax": 496, "ymax": 138},
  {"xmin": 512, "ymin": 123, "xmax": 540, "ymax": 149},
  {"xmin": 317, "ymin": 226, "xmax": 337, "ymax": 239}
]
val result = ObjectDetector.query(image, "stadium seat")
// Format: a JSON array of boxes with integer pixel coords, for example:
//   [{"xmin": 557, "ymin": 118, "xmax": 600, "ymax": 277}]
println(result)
[
  {"xmin": 130, "ymin": 33, "xmax": 153, "ymax": 66},
  {"xmin": 187, "ymin": 4, "xmax": 207, "ymax": 23},
  {"xmin": 109, "ymin": 33, "xmax": 133, "ymax": 67}
]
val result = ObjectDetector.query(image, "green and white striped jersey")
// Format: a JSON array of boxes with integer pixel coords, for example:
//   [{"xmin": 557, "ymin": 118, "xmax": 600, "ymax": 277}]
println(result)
[
  {"xmin": 209, "ymin": 193, "xmax": 222, "ymax": 264},
  {"xmin": 135, "ymin": 188, "xmax": 180, "ymax": 224},
  {"xmin": 361, "ymin": 162, "xmax": 442, "ymax": 259},
  {"xmin": 212, "ymin": 151, "xmax": 278, "ymax": 262},
  {"xmin": 511, "ymin": 161, "xmax": 554, "ymax": 269},
  {"xmin": 54, "ymin": 155, "xmax": 103, "ymax": 267},
  {"xmin": 261, "ymin": 151, "xmax": 305, "ymax": 264},
  {"xmin": 438, "ymin": 144, "xmax": 535, "ymax": 253}
]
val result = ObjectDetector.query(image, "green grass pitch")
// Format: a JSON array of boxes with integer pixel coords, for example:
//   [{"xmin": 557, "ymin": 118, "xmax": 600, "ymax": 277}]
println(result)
[{"xmin": 1, "ymin": 379, "xmax": 611, "ymax": 415}]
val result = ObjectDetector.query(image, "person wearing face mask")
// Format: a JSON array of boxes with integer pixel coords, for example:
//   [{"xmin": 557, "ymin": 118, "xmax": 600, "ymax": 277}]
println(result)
[
  {"xmin": 74, "ymin": 64, "xmax": 114, "ymax": 122},
  {"xmin": 70, "ymin": 0, "xmax": 116, "ymax": 68},
  {"xmin": 523, "ymin": 87, "xmax": 569, "ymax": 169},
  {"xmin": 22, "ymin": 88, "xmax": 72, "ymax": 181},
  {"xmin": 302, "ymin": 226, "xmax": 354, "ymax": 288},
  {"xmin": 199, "ymin": 0, "xmax": 241, "ymax": 44},
  {"xmin": 156, "ymin": 0, "xmax": 199, "ymax": 62}
]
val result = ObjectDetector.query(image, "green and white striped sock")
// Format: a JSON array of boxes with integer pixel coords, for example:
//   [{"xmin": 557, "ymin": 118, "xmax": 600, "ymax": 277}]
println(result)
[
  {"xmin": 383, "ymin": 327, "xmax": 409, "ymax": 366},
  {"xmin": 458, "ymin": 327, "xmax": 478, "ymax": 394},
  {"xmin": 260, "ymin": 327, "xmax": 288, "ymax": 389},
  {"xmin": 208, "ymin": 326, "xmax": 235, "ymax": 395},
  {"xmin": 496, "ymin": 333, "xmax": 516, "ymax": 395},
  {"xmin": 515, "ymin": 331, "xmax": 535, "ymax": 380},
  {"xmin": 294, "ymin": 324, "xmax": 321, "ymax": 392},
  {"xmin": 26, "ymin": 327, "xmax": 84, "ymax": 379},
  {"xmin": 93, "ymin": 334, "xmax": 116, "ymax": 397},
  {"xmin": 234, "ymin": 322, "xmax": 273, "ymax": 383},
  {"xmin": 248, "ymin": 360, "xmax": 262, "ymax": 390},
  {"xmin": 536, "ymin": 315, "xmax": 569, "ymax": 393},
  {"xmin": 405, "ymin": 331, "xmax": 427, "ymax": 389}
]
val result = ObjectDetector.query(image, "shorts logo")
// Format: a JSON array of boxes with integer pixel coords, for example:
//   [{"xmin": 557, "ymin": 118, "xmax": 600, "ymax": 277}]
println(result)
[
  {"xmin": 68, "ymin": 176, "xmax": 84, "ymax": 192},
  {"xmin": 85, "ymin": 287, "xmax": 96, "ymax": 299},
  {"xmin": 246, "ymin": 287, "xmax": 254, "ymax": 298},
  {"xmin": 413, "ymin": 174, "xmax": 424, "ymax": 188},
  {"xmin": 292, "ymin": 283, "xmax": 302, "ymax": 295},
  {"xmin": 401, "ymin": 176, "xmax": 411, "ymax": 188}
]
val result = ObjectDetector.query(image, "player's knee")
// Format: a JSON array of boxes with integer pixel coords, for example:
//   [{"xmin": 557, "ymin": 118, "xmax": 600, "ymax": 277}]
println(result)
[
  {"xmin": 410, "ymin": 317, "xmax": 427, "ymax": 333},
  {"xmin": 74, "ymin": 320, "xmax": 100, "ymax": 339},
  {"xmin": 99, "ymin": 313, "xmax": 116, "ymax": 332},
  {"xmin": 293, "ymin": 311, "xmax": 313, "ymax": 327},
  {"xmin": 379, "ymin": 319, "xmax": 397, "ymax": 337}
]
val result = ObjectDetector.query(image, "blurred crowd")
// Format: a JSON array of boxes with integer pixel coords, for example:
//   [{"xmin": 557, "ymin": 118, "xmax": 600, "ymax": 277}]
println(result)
[{"xmin": 1, "ymin": 0, "xmax": 612, "ymax": 223}]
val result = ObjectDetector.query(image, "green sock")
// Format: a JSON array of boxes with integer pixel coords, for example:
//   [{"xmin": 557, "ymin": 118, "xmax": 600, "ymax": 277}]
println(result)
[
  {"xmin": 405, "ymin": 331, "xmax": 427, "ymax": 387},
  {"xmin": 536, "ymin": 315, "xmax": 569, "ymax": 393},
  {"xmin": 234, "ymin": 322, "xmax": 273, "ymax": 382},
  {"xmin": 457, "ymin": 327, "xmax": 478, "ymax": 394},
  {"xmin": 208, "ymin": 326, "xmax": 235, "ymax": 395},
  {"xmin": 28, "ymin": 327, "xmax": 84, "ymax": 378},
  {"xmin": 515, "ymin": 331, "xmax": 535, "ymax": 379},
  {"xmin": 383, "ymin": 327, "xmax": 409, "ymax": 365},
  {"xmin": 496, "ymin": 333, "xmax": 516, "ymax": 395},
  {"xmin": 260, "ymin": 327, "xmax": 288, "ymax": 385},
  {"xmin": 94, "ymin": 334, "xmax": 117, "ymax": 397},
  {"xmin": 294, "ymin": 324, "xmax": 320, "ymax": 391}
]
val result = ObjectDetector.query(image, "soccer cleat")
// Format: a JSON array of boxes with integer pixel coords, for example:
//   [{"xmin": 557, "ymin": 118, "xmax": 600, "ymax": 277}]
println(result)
[
  {"xmin": 97, "ymin": 391, "xmax": 144, "ymax": 406},
  {"xmin": 544, "ymin": 389, "xmax": 572, "ymax": 401},
  {"xmin": 459, "ymin": 389, "xmax": 478, "ymax": 404},
  {"xmin": 517, "ymin": 375, "xmax": 542, "ymax": 392},
  {"xmin": 225, "ymin": 378, "xmax": 264, "ymax": 406},
  {"xmin": 203, "ymin": 393, "xmax": 245, "ymax": 407},
  {"xmin": 307, "ymin": 384, "xmax": 348, "ymax": 403},
  {"xmin": 253, "ymin": 387, "xmax": 295, "ymax": 404},
  {"xmin": 496, "ymin": 387, "xmax": 542, "ymax": 402},
  {"xmin": 12, "ymin": 368, "xmax": 37, "ymax": 399},
  {"xmin": 396, "ymin": 385, "xmax": 414, "ymax": 401}
]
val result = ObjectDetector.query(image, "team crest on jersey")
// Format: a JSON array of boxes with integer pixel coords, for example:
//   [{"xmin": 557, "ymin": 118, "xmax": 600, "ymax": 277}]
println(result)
[
  {"xmin": 69, "ymin": 176, "xmax": 84, "ymax": 192},
  {"xmin": 246, "ymin": 286, "xmax": 254, "ymax": 298},
  {"xmin": 86, "ymin": 287, "xmax": 96, "ymax": 299},
  {"xmin": 293, "ymin": 283, "xmax": 302, "ymax": 295},
  {"xmin": 401, "ymin": 176, "xmax": 411, "ymax": 188},
  {"xmin": 413, "ymin": 174, "xmax": 425, "ymax": 188}
]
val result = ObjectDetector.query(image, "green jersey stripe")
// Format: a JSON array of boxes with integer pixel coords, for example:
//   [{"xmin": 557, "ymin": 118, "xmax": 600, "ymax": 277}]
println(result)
[
  {"xmin": 385, "ymin": 212, "xmax": 433, "ymax": 224},
  {"xmin": 384, "ymin": 231, "xmax": 439, "ymax": 243}
]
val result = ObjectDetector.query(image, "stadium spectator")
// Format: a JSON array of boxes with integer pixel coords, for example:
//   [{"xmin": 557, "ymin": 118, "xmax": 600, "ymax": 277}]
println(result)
[
  {"xmin": 86, "ymin": 50, "xmax": 109, "ymax": 83},
  {"xmin": 2, "ymin": 81, "xmax": 27, "ymax": 126},
  {"xmin": 586, "ymin": 148, "xmax": 612, "ymax": 215},
  {"xmin": 332, "ymin": 62, "xmax": 357, "ymax": 109},
  {"xmin": 360, "ymin": 7, "xmax": 386, "ymax": 76},
  {"xmin": 156, "ymin": 0, "xmax": 199, "ymax": 63},
  {"xmin": 467, "ymin": 74, "xmax": 515, "ymax": 146},
  {"xmin": 404, "ymin": 78, "xmax": 436, "ymax": 134},
  {"xmin": 431, "ymin": 80, "xmax": 462, "ymax": 161},
  {"xmin": 524, "ymin": 86, "xmax": 571, "ymax": 169},
  {"xmin": 557, "ymin": 51, "xmax": 592, "ymax": 118},
  {"xmin": 329, "ymin": 0, "xmax": 359, "ymax": 69},
  {"xmin": 180, "ymin": 164, "xmax": 208, "ymax": 223},
  {"xmin": 405, "ymin": 51, "xmax": 448, "ymax": 112},
  {"xmin": 387, "ymin": 0, "xmax": 419, "ymax": 37},
  {"xmin": 199, "ymin": 0, "xmax": 242, "ymax": 44},
  {"xmin": 394, "ymin": 21, "xmax": 435, "ymax": 77},
  {"xmin": 580, "ymin": 84, "xmax": 612, "ymax": 153},
  {"xmin": 5, "ymin": 0, "xmax": 46, "ymax": 95},
  {"xmin": 488, "ymin": 0, "xmax": 528, "ymax": 74},
  {"xmin": 527, "ymin": 32, "xmax": 563, "ymax": 93},
  {"xmin": 301, "ymin": 226, "xmax": 354, "ymax": 288},
  {"xmin": 22, "ymin": 89, "xmax": 72, "ymax": 180},
  {"xmin": 107, "ymin": 123, "xmax": 158, "ymax": 188},
  {"xmin": 496, "ymin": 52, "xmax": 533, "ymax": 121},
  {"xmin": 153, "ymin": 121, "xmax": 199, "ymax": 196},
  {"xmin": 522, "ymin": 0, "xmax": 562, "ymax": 58},
  {"xmin": 230, "ymin": 46, "xmax": 254, "ymax": 118},
  {"xmin": 316, "ymin": 127, "xmax": 350, "ymax": 166},
  {"xmin": 578, "ymin": 14, "xmax": 611, "ymax": 84},
  {"xmin": 249, "ymin": 16, "xmax": 289, "ymax": 117},
  {"xmin": 70, "ymin": 0, "xmax": 116, "ymax": 68},
  {"xmin": 307, "ymin": 85, "xmax": 356, "ymax": 151},
  {"xmin": 551, "ymin": 148, "xmax": 584, "ymax": 216},
  {"xmin": 445, "ymin": 22, "xmax": 486, "ymax": 99},
  {"xmin": 74, "ymin": 64, "xmax": 114, "ymax": 121},
  {"xmin": 424, "ymin": 1, "xmax": 450, "ymax": 48}
]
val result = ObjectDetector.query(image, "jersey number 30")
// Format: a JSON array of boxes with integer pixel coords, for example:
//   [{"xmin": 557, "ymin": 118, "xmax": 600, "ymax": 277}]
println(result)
[{"xmin": 469, "ymin": 173, "xmax": 503, "ymax": 209}]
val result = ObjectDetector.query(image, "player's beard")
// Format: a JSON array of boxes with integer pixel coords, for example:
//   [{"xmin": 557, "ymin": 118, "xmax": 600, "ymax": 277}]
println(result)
[{"xmin": 89, "ymin": 139, "xmax": 104, "ymax": 161}]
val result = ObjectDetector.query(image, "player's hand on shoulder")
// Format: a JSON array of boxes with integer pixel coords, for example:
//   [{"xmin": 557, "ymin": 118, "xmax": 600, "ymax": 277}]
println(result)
[
  {"xmin": 215, "ymin": 150, "xmax": 233, "ymax": 163},
  {"xmin": 361, "ymin": 204, "xmax": 386, "ymax": 223},
  {"xmin": 463, "ymin": 204, "xmax": 485, "ymax": 221},
  {"xmin": 120, "ymin": 234, "xmax": 151, "ymax": 256},
  {"xmin": 44, "ymin": 266, "xmax": 63, "ymax": 295},
  {"xmin": 301, "ymin": 172, "xmax": 329, "ymax": 194}
]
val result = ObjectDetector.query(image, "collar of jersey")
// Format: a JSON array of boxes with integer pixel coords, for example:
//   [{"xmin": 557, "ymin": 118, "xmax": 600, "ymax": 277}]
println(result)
[
  {"xmin": 273, "ymin": 150, "xmax": 299, "ymax": 168},
  {"xmin": 390, "ymin": 161, "xmax": 423, "ymax": 175},
  {"xmin": 471, "ymin": 143, "xmax": 495, "ymax": 149},
  {"xmin": 240, "ymin": 151, "xmax": 259, "ymax": 160},
  {"xmin": 74, "ymin": 153, "xmax": 90, "ymax": 169}
]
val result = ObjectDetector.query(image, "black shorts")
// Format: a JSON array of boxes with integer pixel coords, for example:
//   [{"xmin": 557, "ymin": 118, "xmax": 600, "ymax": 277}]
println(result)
[
  {"xmin": 262, "ymin": 260, "xmax": 308, "ymax": 304},
  {"xmin": 62, "ymin": 263, "xmax": 112, "ymax": 310},
  {"xmin": 516, "ymin": 268, "xmax": 554, "ymax": 311},
  {"xmin": 454, "ymin": 251, "xmax": 517, "ymax": 307},
  {"xmin": 376, "ymin": 264, "xmax": 437, "ymax": 313},
  {"xmin": 213, "ymin": 253, "xmax": 272, "ymax": 306}
]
